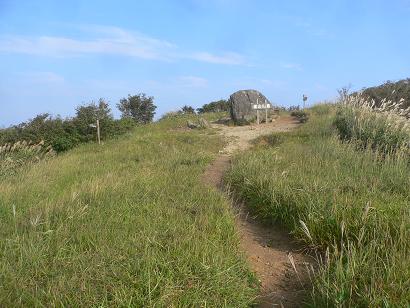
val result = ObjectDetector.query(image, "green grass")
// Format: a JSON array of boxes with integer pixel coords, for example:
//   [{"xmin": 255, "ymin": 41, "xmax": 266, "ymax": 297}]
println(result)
[
  {"xmin": 0, "ymin": 113, "xmax": 256, "ymax": 306},
  {"xmin": 226, "ymin": 105, "xmax": 410, "ymax": 307}
]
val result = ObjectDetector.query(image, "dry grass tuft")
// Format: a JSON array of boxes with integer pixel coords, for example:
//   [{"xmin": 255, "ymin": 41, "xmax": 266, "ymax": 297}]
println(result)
[{"xmin": 0, "ymin": 140, "xmax": 56, "ymax": 176}]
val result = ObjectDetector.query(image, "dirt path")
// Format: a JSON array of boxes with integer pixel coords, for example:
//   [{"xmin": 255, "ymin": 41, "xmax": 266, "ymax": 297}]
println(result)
[{"xmin": 203, "ymin": 117, "xmax": 312, "ymax": 307}]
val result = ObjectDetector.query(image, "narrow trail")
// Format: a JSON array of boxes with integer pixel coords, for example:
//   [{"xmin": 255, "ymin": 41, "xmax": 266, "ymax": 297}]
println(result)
[{"xmin": 203, "ymin": 117, "xmax": 312, "ymax": 307}]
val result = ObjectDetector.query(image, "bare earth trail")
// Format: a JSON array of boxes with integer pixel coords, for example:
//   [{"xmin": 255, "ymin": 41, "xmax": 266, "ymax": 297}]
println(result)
[{"xmin": 203, "ymin": 117, "xmax": 312, "ymax": 307}]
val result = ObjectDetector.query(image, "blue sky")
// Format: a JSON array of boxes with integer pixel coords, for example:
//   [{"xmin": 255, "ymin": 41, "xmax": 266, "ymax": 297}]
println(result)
[{"xmin": 1, "ymin": 0, "xmax": 410, "ymax": 126}]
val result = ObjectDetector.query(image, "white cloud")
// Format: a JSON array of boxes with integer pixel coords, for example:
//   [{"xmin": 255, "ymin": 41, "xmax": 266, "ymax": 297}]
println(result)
[
  {"xmin": 280, "ymin": 62, "xmax": 303, "ymax": 71},
  {"xmin": 0, "ymin": 25, "xmax": 246, "ymax": 65},
  {"xmin": 189, "ymin": 52, "xmax": 245, "ymax": 65},
  {"xmin": 0, "ymin": 33, "xmax": 173, "ymax": 60}
]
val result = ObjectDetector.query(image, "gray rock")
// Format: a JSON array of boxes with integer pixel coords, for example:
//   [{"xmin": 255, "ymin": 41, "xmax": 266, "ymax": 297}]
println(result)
[
  {"xmin": 187, "ymin": 121, "xmax": 199, "ymax": 129},
  {"xmin": 198, "ymin": 118, "xmax": 210, "ymax": 128},
  {"xmin": 228, "ymin": 89, "xmax": 274, "ymax": 124}
]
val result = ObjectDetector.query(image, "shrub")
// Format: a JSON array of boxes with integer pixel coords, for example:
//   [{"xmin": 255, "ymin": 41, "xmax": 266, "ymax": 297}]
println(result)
[
  {"xmin": 73, "ymin": 99, "xmax": 114, "ymax": 142},
  {"xmin": 290, "ymin": 109, "xmax": 309, "ymax": 123},
  {"xmin": 0, "ymin": 114, "xmax": 82, "ymax": 152},
  {"xmin": 0, "ymin": 100, "xmax": 137, "ymax": 153},
  {"xmin": 117, "ymin": 93, "xmax": 157, "ymax": 124},
  {"xmin": 181, "ymin": 105, "xmax": 196, "ymax": 114}
]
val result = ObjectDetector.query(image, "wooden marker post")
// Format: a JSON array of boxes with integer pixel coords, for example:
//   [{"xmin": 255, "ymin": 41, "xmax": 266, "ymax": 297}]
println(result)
[
  {"xmin": 256, "ymin": 98, "xmax": 260, "ymax": 125},
  {"xmin": 265, "ymin": 99, "xmax": 268, "ymax": 124},
  {"xmin": 252, "ymin": 98, "xmax": 272, "ymax": 125},
  {"xmin": 96, "ymin": 119, "xmax": 101, "ymax": 145}
]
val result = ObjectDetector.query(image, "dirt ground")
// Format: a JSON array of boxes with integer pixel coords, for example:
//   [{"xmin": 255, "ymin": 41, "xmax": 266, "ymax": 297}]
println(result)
[{"xmin": 203, "ymin": 117, "xmax": 313, "ymax": 307}]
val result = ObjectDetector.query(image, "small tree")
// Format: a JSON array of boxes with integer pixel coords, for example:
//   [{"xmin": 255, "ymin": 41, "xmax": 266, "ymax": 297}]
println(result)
[
  {"xmin": 74, "ymin": 98, "xmax": 113, "ymax": 141},
  {"xmin": 117, "ymin": 94, "xmax": 157, "ymax": 124},
  {"xmin": 337, "ymin": 84, "xmax": 352, "ymax": 101},
  {"xmin": 181, "ymin": 105, "xmax": 195, "ymax": 114}
]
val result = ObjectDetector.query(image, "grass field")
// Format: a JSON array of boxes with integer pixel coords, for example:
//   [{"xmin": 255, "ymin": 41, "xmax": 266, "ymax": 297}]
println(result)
[
  {"xmin": 226, "ymin": 104, "xmax": 410, "ymax": 307},
  {"xmin": 0, "ymin": 114, "xmax": 257, "ymax": 306}
]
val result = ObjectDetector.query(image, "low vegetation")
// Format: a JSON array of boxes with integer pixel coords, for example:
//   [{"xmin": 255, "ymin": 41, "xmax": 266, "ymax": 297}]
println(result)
[
  {"xmin": 0, "ymin": 94, "xmax": 156, "ymax": 153},
  {"xmin": 335, "ymin": 94, "xmax": 410, "ymax": 154},
  {"xmin": 2, "ymin": 83, "xmax": 409, "ymax": 306},
  {"xmin": 0, "ymin": 113, "xmax": 256, "ymax": 306},
  {"xmin": 226, "ymin": 103, "xmax": 410, "ymax": 306},
  {"xmin": 290, "ymin": 109, "xmax": 309, "ymax": 123},
  {"xmin": 196, "ymin": 99, "xmax": 229, "ymax": 114},
  {"xmin": 0, "ymin": 140, "xmax": 55, "ymax": 177}
]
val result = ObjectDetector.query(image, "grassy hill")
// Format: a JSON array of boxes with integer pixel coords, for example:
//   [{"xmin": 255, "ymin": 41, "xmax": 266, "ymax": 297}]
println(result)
[
  {"xmin": 0, "ymin": 114, "xmax": 256, "ymax": 306},
  {"xmin": 226, "ymin": 104, "xmax": 410, "ymax": 306},
  {"xmin": 1, "ymin": 102, "xmax": 409, "ymax": 306}
]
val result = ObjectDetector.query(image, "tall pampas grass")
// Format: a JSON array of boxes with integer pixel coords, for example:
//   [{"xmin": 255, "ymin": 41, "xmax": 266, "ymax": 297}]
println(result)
[
  {"xmin": 0, "ymin": 140, "xmax": 55, "ymax": 176},
  {"xmin": 335, "ymin": 94, "xmax": 410, "ymax": 155}
]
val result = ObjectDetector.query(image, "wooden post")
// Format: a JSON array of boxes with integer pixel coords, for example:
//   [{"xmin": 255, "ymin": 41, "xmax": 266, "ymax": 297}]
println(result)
[
  {"xmin": 303, "ymin": 94, "xmax": 308, "ymax": 110},
  {"xmin": 96, "ymin": 119, "xmax": 101, "ymax": 145},
  {"xmin": 265, "ymin": 99, "xmax": 268, "ymax": 124},
  {"xmin": 265, "ymin": 107, "xmax": 268, "ymax": 124},
  {"xmin": 256, "ymin": 98, "xmax": 259, "ymax": 125}
]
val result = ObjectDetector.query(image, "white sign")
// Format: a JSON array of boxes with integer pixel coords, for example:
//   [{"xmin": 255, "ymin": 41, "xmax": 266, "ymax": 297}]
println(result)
[{"xmin": 252, "ymin": 103, "xmax": 271, "ymax": 110}]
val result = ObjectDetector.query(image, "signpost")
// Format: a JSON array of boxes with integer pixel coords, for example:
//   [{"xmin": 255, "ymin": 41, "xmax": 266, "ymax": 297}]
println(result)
[
  {"xmin": 89, "ymin": 120, "xmax": 101, "ymax": 145},
  {"xmin": 252, "ymin": 99, "xmax": 272, "ymax": 125},
  {"xmin": 303, "ymin": 94, "xmax": 308, "ymax": 109}
]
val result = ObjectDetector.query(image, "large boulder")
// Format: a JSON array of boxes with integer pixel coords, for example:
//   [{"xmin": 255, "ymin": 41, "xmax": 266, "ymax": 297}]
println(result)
[{"xmin": 228, "ymin": 90, "xmax": 273, "ymax": 124}]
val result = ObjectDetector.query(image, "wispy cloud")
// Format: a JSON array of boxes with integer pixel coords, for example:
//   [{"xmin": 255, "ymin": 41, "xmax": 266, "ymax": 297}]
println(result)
[
  {"xmin": 0, "ymin": 25, "xmax": 246, "ymax": 65},
  {"xmin": 0, "ymin": 28, "xmax": 175, "ymax": 60},
  {"xmin": 280, "ymin": 62, "xmax": 302, "ymax": 71},
  {"xmin": 189, "ymin": 52, "xmax": 245, "ymax": 65}
]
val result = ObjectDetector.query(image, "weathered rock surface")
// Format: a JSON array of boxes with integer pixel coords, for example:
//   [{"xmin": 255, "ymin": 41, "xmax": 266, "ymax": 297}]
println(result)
[
  {"xmin": 198, "ymin": 118, "xmax": 210, "ymax": 128},
  {"xmin": 187, "ymin": 120, "xmax": 199, "ymax": 129},
  {"xmin": 187, "ymin": 118, "xmax": 210, "ymax": 129},
  {"xmin": 229, "ymin": 90, "xmax": 273, "ymax": 124}
]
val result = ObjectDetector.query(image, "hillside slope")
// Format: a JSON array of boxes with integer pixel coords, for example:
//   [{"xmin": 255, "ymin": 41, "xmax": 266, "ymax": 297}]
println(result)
[
  {"xmin": 226, "ymin": 105, "xmax": 410, "ymax": 306},
  {"xmin": 0, "ymin": 115, "xmax": 256, "ymax": 306}
]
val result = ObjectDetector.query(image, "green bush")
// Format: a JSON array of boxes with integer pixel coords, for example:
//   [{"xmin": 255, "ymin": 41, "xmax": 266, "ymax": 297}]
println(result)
[
  {"xmin": 0, "ymin": 101, "xmax": 136, "ymax": 153},
  {"xmin": 197, "ymin": 99, "xmax": 229, "ymax": 114},
  {"xmin": 117, "ymin": 94, "xmax": 157, "ymax": 124},
  {"xmin": 290, "ymin": 109, "xmax": 309, "ymax": 123}
]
